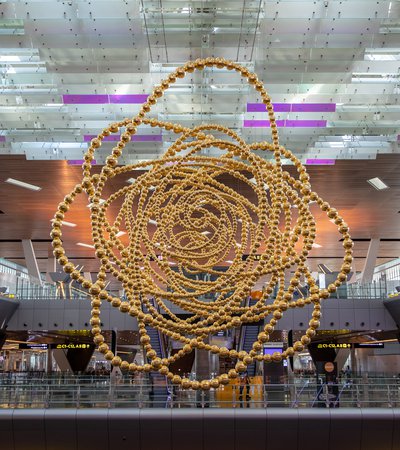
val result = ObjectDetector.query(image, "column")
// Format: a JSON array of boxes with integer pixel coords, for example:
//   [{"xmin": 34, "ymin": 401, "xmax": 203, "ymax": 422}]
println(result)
[
  {"xmin": 360, "ymin": 238, "xmax": 380, "ymax": 284},
  {"xmin": 46, "ymin": 245, "xmax": 56, "ymax": 283},
  {"xmin": 21, "ymin": 239, "xmax": 42, "ymax": 285}
]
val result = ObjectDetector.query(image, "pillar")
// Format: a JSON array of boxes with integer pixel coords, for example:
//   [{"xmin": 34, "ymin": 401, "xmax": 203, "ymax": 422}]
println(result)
[
  {"xmin": 360, "ymin": 239, "xmax": 380, "ymax": 284},
  {"xmin": 46, "ymin": 246, "xmax": 56, "ymax": 283},
  {"xmin": 21, "ymin": 239, "xmax": 42, "ymax": 285}
]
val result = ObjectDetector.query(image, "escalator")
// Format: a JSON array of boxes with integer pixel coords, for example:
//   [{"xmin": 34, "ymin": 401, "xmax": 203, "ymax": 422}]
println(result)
[
  {"xmin": 240, "ymin": 325, "xmax": 260, "ymax": 377},
  {"xmin": 237, "ymin": 298, "xmax": 261, "ymax": 378},
  {"xmin": 143, "ymin": 299, "xmax": 170, "ymax": 407}
]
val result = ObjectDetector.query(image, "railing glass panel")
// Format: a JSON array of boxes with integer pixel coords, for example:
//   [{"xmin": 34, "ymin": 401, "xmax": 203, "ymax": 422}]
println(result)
[{"xmin": 0, "ymin": 375, "xmax": 399, "ymax": 409}]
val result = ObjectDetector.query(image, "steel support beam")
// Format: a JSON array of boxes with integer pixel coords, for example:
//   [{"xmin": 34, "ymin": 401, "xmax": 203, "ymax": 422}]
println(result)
[
  {"xmin": 360, "ymin": 238, "xmax": 380, "ymax": 284},
  {"xmin": 21, "ymin": 239, "xmax": 42, "ymax": 285}
]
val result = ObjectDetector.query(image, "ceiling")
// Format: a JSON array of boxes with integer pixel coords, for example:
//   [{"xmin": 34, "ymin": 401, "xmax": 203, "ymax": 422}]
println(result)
[{"xmin": 0, "ymin": 0, "xmax": 399, "ymax": 275}]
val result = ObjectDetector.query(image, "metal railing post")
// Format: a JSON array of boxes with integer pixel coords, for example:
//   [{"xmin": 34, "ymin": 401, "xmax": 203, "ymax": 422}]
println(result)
[
  {"xmin": 77, "ymin": 385, "xmax": 80, "ymax": 408},
  {"xmin": 387, "ymin": 384, "xmax": 392, "ymax": 408}
]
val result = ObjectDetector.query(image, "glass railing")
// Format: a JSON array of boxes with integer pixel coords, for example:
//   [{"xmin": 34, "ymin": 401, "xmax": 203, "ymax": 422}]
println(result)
[
  {"xmin": 0, "ymin": 375, "xmax": 399, "ymax": 409},
  {"xmin": 2, "ymin": 268, "xmax": 397, "ymax": 302},
  {"xmin": 14, "ymin": 277, "xmax": 88, "ymax": 300},
  {"xmin": 344, "ymin": 280, "xmax": 389, "ymax": 299}
]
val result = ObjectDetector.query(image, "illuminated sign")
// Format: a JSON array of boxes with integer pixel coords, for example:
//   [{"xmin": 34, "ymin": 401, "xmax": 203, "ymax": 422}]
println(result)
[
  {"xmin": 18, "ymin": 342, "xmax": 94, "ymax": 350},
  {"xmin": 316, "ymin": 330, "xmax": 351, "ymax": 335},
  {"xmin": 354, "ymin": 343, "xmax": 384, "ymax": 349},
  {"xmin": 58, "ymin": 330, "xmax": 91, "ymax": 336},
  {"xmin": 18, "ymin": 343, "xmax": 48, "ymax": 350},
  {"xmin": 314, "ymin": 343, "xmax": 351, "ymax": 349},
  {"xmin": 51, "ymin": 343, "xmax": 93, "ymax": 349},
  {"xmin": 311, "ymin": 342, "xmax": 384, "ymax": 349}
]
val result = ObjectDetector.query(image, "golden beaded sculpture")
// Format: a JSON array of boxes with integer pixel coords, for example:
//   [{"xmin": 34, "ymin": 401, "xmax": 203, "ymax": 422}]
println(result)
[{"xmin": 50, "ymin": 57, "xmax": 353, "ymax": 390}]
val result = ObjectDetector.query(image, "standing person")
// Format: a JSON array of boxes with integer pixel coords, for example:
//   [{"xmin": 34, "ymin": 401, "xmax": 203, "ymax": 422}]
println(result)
[
  {"xmin": 344, "ymin": 365, "xmax": 352, "ymax": 387},
  {"xmin": 239, "ymin": 372, "xmax": 251, "ymax": 407}
]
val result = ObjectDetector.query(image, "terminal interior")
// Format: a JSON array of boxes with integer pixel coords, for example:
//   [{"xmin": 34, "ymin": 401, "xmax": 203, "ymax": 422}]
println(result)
[{"xmin": 0, "ymin": 1, "xmax": 400, "ymax": 449}]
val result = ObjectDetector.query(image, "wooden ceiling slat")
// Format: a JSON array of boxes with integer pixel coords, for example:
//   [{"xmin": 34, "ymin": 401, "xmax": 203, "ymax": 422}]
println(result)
[{"xmin": 0, "ymin": 154, "xmax": 399, "ymax": 272}]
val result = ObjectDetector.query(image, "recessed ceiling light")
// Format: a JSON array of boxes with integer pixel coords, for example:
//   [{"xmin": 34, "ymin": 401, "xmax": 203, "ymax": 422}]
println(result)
[
  {"xmin": 0, "ymin": 55, "xmax": 21, "ymax": 62},
  {"xmin": 312, "ymin": 243, "xmax": 322, "ymax": 248},
  {"xmin": 5, "ymin": 178, "xmax": 41, "ymax": 191},
  {"xmin": 127, "ymin": 178, "xmax": 136, "ymax": 184},
  {"xmin": 87, "ymin": 199, "xmax": 106, "ymax": 208},
  {"xmin": 367, "ymin": 177, "xmax": 389, "ymax": 190},
  {"xmin": 76, "ymin": 242, "xmax": 95, "ymax": 249},
  {"xmin": 50, "ymin": 219, "xmax": 77, "ymax": 228},
  {"xmin": 148, "ymin": 219, "xmax": 157, "ymax": 225},
  {"xmin": 201, "ymin": 231, "xmax": 211, "ymax": 235},
  {"xmin": 225, "ymin": 260, "xmax": 233, "ymax": 264},
  {"xmin": 116, "ymin": 231, "xmax": 126, "ymax": 238}
]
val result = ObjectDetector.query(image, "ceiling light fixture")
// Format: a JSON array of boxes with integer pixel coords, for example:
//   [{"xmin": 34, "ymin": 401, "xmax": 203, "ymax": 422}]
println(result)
[
  {"xmin": 87, "ymin": 199, "xmax": 106, "ymax": 208},
  {"xmin": 0, "ymin": 55, "xmax": 21, "ymax": 62},
  {"xmin": 116, "ymin": 231, "xmax": 126, "ymax": 238},
  {"xmin": 367, "ymin": 177, "xmax": 389, "ymax": 190},
  {"xmin": 50, "ymin": 219, "xmax": 76, "ymax": 228},
  {"xmin": 5, "ymin": 178, "xmax": 41, "ymax": 191},
  {"xmin": 312, "ymin": 243, "xmax": 322, "ymax": 248},
  {"xmin": 76, "ymin": 243, "xmax": 95, "ymax": 249}
]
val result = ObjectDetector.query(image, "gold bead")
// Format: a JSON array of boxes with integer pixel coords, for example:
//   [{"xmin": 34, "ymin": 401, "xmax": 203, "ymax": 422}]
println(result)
[{"xmin": 50, "ymin": 58, "xmax": 352, "ymax": 390}]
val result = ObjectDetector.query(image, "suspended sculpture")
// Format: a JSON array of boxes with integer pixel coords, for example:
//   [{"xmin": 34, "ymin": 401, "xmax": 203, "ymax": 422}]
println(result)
[{"xmin": 50, "ymin": 58, "xmax": 353, "ymax": 390}]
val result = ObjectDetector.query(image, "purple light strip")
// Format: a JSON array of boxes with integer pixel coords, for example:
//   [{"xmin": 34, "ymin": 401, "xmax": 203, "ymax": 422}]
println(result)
[
  {"xmin": 83, "ymin": 134, "xmax": 163, "ymax": 142},
  {"xmin": 247, "ymin": 103, "xmax": 336, "ymax": 113},
  {"xmin": 305, "ymin": 159, "xmax": 335, "ymax": 165},
  {"xmin": 68, "ymin": 159, "xmax": 97, "ymax": 165},
  {"xmin": 286, "ymin": 120, "xmax": 327, "ymax": 128},
  {"xmin": 63, "ymin": 94, "xmax": 148, "ymax": 104},
  {"xmin": 243, "ymin": 120, "xmax": 285, "ymax": 127},
  {"xmin": 243, "ymin": 120, "xmax": 327, "ymax": 128},
  {"xmin": 0, "ymin": 136, "xmax": 5, "ymax": 142}
]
